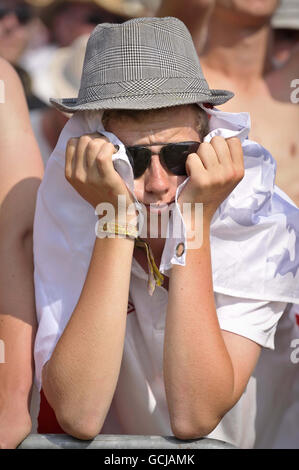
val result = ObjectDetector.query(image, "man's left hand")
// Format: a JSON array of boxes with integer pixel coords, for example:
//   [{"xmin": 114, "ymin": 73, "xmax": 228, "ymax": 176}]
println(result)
[{"xmin": 178, "ymin": 136, "xmax": 244, "ymax": 222}]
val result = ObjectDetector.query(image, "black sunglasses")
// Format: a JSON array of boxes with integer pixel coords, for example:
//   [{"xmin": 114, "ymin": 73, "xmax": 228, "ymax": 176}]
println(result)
[
  {"xmin": 124, "ymin": 141, "xmax": 200, "ymax": 179},
  {"xmin": 0, "ymin": 4, "xmax": 32, "ymax": 25}
]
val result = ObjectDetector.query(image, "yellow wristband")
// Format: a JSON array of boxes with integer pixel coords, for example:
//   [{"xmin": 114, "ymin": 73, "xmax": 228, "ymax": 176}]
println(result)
[{"xmin": 96, "ymin": 221, "xmax": 138, "ymax": 240}]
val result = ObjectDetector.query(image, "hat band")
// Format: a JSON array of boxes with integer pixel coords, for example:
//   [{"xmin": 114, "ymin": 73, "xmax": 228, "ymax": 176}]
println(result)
[{"xmin": 76, "ymin": 77, "xmax": 211, "ymax": 104}]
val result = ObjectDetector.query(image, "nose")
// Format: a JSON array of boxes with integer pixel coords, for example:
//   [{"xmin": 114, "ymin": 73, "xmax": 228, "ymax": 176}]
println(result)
[{"xmin": 144, "ymin": 154, "xmax": 170, "ymax": 197}]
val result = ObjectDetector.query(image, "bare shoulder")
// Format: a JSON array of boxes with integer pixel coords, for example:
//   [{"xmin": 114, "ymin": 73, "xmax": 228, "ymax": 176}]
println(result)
[
  {"xmin": 0, "ymin": 57, "xmax": 30, "ymax": 125},
  {"xmin": 0, "ymin": 57, "xmax": 27, "ymax": 111},
  {"xmin": 0, "ymin": 56, "xmax": 19, "ymax": 77}
]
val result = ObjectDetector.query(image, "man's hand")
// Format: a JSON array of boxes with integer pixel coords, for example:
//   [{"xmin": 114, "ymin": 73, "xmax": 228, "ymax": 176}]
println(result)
[
  {"xmin": 178, "ymin": 136, "xmax": 244, "ymax": 222},
  {"xmin": 65, "ymin": 133, "xmax": 134, "ymax": 210}
]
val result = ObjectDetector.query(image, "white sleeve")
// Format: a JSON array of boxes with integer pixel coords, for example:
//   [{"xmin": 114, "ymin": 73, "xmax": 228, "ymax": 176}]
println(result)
[{"xmin": 215, "ymin": 292, "xmax": 288, "ymax": 349}]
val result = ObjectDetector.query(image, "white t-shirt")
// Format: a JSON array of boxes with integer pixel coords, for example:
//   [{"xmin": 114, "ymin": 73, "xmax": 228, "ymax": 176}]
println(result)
[{"xmin": 30, "ymin": 109, "xmax": 52, "ymax": 167}]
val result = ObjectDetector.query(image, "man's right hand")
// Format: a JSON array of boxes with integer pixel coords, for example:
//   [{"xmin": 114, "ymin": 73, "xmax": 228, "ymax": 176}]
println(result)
[{"xmin": 65, "ymin": 133, "xmax": 134, "ymax": 210}]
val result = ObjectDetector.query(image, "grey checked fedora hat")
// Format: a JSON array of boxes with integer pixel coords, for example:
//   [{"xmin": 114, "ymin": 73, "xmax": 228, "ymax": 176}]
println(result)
[{"xmin": 50, "ymin": 16, "xmax": 234, "ymax": 113}]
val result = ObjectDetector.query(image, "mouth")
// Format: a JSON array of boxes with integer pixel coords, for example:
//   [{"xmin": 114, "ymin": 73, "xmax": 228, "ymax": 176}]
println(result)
[
  {"xmin": 143, "ymin": 200, "xmax": 175, "ymax": 208},
  {"xmin": 144, "ymin": 200, "xmax": 174, "ymax": 209},
  {"xmin": 143, "ymin": 201, "xmax": 176, "ymax": 215}
]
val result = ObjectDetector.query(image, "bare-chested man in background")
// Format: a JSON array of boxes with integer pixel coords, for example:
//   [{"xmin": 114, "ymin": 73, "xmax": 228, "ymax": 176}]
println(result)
[{"xmin": 157, "ymin": 0, "xmax": 299, "ymax": 206}]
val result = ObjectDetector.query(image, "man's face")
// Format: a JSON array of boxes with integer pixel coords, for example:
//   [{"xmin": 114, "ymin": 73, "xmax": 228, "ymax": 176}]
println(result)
[
  {"xmin": 106, "ymin": 105, "xmax": 201, "ymax": 210},
  {"xmin": 0, "ymin": 0, "xmax": 33, "ymax": 63}
]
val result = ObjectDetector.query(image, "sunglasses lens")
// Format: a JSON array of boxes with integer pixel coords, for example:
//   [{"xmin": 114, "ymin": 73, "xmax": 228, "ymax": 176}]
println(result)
[
  {"xmin": 126, "ymin": 142, "xmax": 200, "ymax": 178},
  {"xmin": 126, "ymin": 147, "xmax": 151, "ymax": 179},
  {"xmin": 162, "ymin": 142, "xmax": 200, "ymax": 175}
]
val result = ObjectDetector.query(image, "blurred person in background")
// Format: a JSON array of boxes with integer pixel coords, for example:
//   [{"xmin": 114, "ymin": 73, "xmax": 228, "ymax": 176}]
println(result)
[
  {"xmin": 0, "ymin": 0, "xmax": 47, "ymax": 109},
  {"xmin": 158, "ymin": 0, "xmax": 299, "ymax": 207},
  {"xmin": 156, "ymin": 0, "xmax": 214, "ymax": 54},
  {"xmin": 23, "ymin": 0, "xmax": 155, "ymax": 120},
  {"xmin": 267, "ymin": 0, "xmax": 299, "ymax": 101},
  {"xmin": 271, "ymin": 0, "xmax": 299, "ymax": 67},
  {"xmin": 33, "ymin": 0, "xmax": 139, "ymax": 47},
  {"xmin": 29, "ymin": 34, "xmax": 89, "ymax": 166},
  {"xmin": 25, "ymin": 1, "xmax": 157, "ymax": 166},
  {"xmin": 0, "ymin": 57, "xmax": 44, "ymax": 449},
  {"xmin": 0, "ymin": 0, "xmax": 36, "ymax": 64}
]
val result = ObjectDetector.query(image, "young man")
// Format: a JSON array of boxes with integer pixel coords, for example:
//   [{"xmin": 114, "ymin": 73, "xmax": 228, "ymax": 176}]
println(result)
[{"xmin": 33, "ymin": 17, "xmax": 299, "ymax": 448}]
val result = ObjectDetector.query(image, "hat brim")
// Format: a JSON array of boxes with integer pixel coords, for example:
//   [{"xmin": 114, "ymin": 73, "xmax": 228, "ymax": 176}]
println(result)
[{"xmin": 50, "ymin": 89, "xmax": 234, "ymax": 113}]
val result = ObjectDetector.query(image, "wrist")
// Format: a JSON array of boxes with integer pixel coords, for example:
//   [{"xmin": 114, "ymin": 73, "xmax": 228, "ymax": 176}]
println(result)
[{"xmin": 181, "ymin": 203, "xmax": 211, "ymax": 243}]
